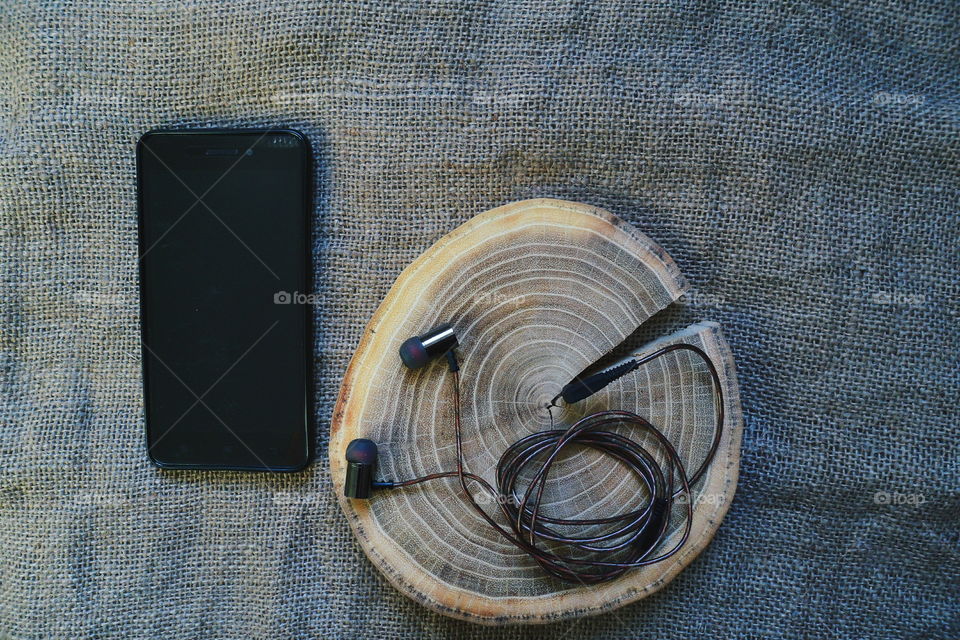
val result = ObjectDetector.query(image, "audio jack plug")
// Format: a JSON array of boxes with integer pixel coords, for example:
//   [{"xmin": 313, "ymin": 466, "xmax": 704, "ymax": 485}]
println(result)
[{"xmin": 550, "ymin": 356, "xmax": 642, "ymax": 406}]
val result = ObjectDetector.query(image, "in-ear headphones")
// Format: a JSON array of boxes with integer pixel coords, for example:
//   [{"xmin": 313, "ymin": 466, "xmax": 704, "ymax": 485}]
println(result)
[
  {"xmin": 398, "ymin": 323, "xmax": 459, "ymax": 371},
  {"xmin": 343, "ymin": 438, "xmax": 379, "ymax": 499},
  {"xmin": 343, "ymin": 324, "xmax": 459, "ymax": 499},
  {"xmin": 343, "ymin": 321, "xmax": 725, "ymax": 584}
]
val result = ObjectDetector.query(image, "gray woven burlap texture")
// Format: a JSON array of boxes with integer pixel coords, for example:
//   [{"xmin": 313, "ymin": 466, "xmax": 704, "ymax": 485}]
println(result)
[{"xmin": 1, "ymin": 1, "xmax": 958, "ymax": 638}]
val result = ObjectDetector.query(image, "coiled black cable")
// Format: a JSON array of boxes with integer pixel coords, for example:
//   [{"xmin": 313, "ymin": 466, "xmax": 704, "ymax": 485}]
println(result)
[{"xmin": 383, "ymin": 343, "xmax": 724, "ymax": 585}]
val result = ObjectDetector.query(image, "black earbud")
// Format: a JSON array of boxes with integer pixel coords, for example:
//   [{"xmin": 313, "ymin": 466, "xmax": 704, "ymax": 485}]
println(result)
[
  {"xmin": 399, "ymin": 323, "xmax": 459, "ymax": 371},
  {"xmin": 344, "ymin": 438, "xmax": 379, "ymax": 499}
]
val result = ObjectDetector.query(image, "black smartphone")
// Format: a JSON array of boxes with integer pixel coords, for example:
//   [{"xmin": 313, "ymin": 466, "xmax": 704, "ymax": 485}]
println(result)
[{"xmin": 137, "ymin": 129, "xmax": 311, "ymax": 471}]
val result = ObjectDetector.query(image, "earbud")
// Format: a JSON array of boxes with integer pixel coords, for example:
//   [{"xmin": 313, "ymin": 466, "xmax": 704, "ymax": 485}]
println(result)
[
  {"xmin": 399, "ymin": 323, "xmax": 459, "ymax": 370},
  {"xmin": 344, "ymin": 438, "xmax": 379, "ymax": 499}
]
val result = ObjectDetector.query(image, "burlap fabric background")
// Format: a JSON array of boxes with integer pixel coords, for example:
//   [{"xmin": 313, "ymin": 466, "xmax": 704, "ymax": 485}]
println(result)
[{"xmin": 1, "ymin": 2, "xmax": 957, "ymax": 638}]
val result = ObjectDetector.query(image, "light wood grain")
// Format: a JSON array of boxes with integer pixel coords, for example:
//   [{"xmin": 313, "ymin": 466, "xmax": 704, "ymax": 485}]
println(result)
[{"xmin": 330, "ymin": 199, "xmax": 743, "ymax": 624}]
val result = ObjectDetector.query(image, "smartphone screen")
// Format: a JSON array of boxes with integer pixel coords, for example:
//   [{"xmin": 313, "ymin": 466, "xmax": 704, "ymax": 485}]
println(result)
[{"xmin": 137, "ymin": 130, "xmax": 311, "ymax": 471}]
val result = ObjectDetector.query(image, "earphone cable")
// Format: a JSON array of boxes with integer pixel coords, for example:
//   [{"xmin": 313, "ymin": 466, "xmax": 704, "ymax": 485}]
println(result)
[{"xmin": 381, "ymin": 344, "xmax": 724, "ymax": 584}]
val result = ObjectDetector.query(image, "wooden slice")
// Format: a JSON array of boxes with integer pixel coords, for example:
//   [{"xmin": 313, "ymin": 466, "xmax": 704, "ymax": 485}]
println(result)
[{"xmin": 330, "ymin": 199, "xmax": 743, "ymax": 624}]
